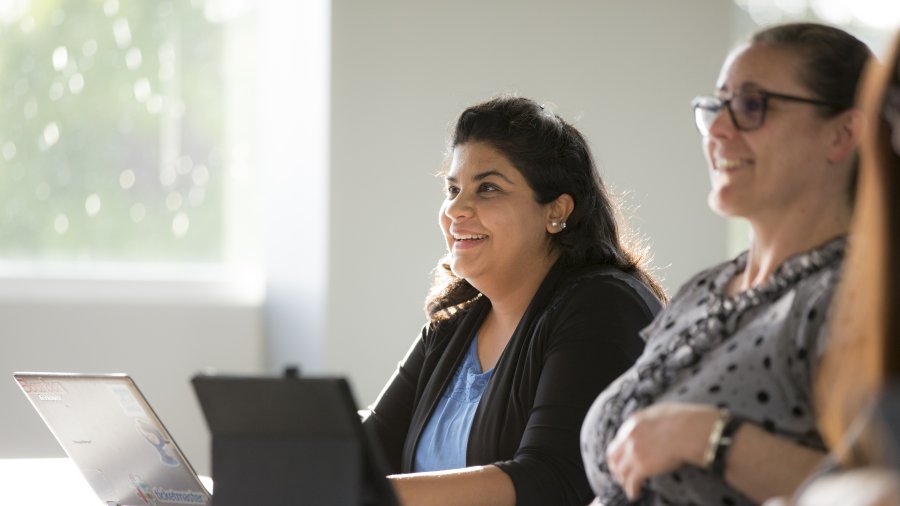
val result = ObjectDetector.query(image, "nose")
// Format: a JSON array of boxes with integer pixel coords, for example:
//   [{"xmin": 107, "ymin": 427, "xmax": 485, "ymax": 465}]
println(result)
[
  {"xmin": 443, "ymin": 191, "xmax": 474, "ymax": 221},
  {"xmin": 707, "ymin": 105, "xmax": 737, "ymax": 139}
]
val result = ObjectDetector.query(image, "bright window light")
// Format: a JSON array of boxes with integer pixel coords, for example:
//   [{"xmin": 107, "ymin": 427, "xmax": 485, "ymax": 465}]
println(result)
[{"xmin": 0, "ymin": 0, "xmax": 260, "ymax": 274}]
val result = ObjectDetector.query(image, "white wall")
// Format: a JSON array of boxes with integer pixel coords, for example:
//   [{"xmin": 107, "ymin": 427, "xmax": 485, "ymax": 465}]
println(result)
[
  {"xmin": 326, "ymin": 0, "xmax": 732, "ymax": 406},
  {"xmin": 0, "ymin": 278, "xmax": 263, "ymax": 476}
]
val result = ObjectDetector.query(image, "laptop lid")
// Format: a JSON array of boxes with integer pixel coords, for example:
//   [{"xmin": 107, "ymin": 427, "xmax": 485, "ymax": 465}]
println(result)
[
  {"xmin": 13, "ymin": 372, "xmax": 211, "ymax": 506},
  {"xmin": 192, "ymin": 374, "xmax": 400, "ymax": 506}
]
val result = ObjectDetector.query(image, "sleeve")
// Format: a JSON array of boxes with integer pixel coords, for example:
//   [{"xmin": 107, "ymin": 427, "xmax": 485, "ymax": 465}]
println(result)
[
  {"xmin": 493, "ymin": 277, "xmax": 654, "ymax": 506},
  {"xmin": 362, "ymin": 325, "xmax": 430, "ymax": 473}
]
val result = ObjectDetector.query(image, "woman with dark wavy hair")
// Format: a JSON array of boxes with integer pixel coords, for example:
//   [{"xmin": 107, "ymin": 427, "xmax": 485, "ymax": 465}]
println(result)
[{"xmin": 363, "ymin": 96, "xmax": 664, "ymax": 506}]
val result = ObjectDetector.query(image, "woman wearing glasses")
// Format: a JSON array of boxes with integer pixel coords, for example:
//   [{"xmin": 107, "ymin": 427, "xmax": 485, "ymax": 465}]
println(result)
[{"xmin": 580, "ymin": 23, "xmax": 871, "ymax": 506}]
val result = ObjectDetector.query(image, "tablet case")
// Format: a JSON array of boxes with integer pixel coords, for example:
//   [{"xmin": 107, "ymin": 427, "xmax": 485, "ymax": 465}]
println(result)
[{"xmin": 192, "ymin": 373, "xmax": 399, "ymax": 506}]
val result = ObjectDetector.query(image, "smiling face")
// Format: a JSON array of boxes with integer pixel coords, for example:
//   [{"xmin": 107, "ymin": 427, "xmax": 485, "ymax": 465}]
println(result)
[
  {"xmin": 704, "ymin": 43, "xmax": 846, "ymax": 222},
  {"xmin": 439, "ymin": 142, "xmax": 558, "ymax": 293}
]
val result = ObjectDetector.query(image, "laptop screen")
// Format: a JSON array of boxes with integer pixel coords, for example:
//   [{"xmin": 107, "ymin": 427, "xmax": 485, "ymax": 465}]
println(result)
[{"xmin": 14, "ymin": 372, "xmax": 210, "ymax": 506}]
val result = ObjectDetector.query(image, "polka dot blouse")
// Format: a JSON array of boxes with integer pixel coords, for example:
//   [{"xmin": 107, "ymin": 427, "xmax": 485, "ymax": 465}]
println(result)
[{"xmin": 580, "ymin": 236, "xmax": 846, "ymax": 506}]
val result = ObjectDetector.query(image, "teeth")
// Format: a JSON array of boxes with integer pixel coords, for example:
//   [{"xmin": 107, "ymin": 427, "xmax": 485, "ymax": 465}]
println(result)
[
  {"xmin": 453, "ymin": 234, "xmax": 487, "ymax": 241},
  {"xmin": 716, "ymin": 158, "xmax": 750, "ymax": 170}
]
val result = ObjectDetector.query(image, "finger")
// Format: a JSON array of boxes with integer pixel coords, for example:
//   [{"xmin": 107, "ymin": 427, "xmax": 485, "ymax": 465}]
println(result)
[
  {"xmin": 606, "ymin": 435, "xmax": 624, "ymax": 463},
  {"xmin": 620, "ymin": 465, "xmax": 642, "ymax": 501},
  {"xmin": 623, "ymin": 471, "xmax": 645, "ymax": 501},
  {"xmin": 616, "ymin": 451, "xmax": 647, "ymax": 501},
  {"xmin": 606, "ymin": 457, "xmax": 623, "ymax": 487}
]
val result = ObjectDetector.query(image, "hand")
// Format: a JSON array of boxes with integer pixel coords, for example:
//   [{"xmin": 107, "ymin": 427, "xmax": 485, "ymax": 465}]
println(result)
[{"xmin": 605, "ymin": 402, "xmax": 719, "ymax": 500}]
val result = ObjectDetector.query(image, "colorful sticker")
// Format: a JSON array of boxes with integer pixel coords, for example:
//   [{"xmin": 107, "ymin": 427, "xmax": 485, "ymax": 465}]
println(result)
[
  {"xmin": 136, "ymin": 418, "xmax": 180, "ymax": 467},
  {"xmin": 129, "ymin": 475, "xmax": 207, "ymax": 505},
  {"xmin": 150, "ymin": 487, "xmax": 207, "ymax": 504},
  {"xmin": 130, "ymin": 474, "xmax": 159, "ymax": 506}
]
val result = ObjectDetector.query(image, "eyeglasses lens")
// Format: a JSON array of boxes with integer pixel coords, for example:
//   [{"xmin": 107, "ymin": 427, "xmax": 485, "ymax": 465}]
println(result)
[
  {"xmin": 693, "ymin": 92, "xmax": 766, "ymax": 135},
  {"xmin": 731, "ymin": 93, "xmax": 764, "ymax": 131}
]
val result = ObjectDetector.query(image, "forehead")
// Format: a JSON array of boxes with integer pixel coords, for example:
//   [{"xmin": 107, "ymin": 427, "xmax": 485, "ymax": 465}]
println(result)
[
  {"xmin": 716, "ymin": 43, "xmax": 807, "ymax": 95},
  {"xmin": 446, "ymin": 142, "xmax": 521, "ymax": 179}
]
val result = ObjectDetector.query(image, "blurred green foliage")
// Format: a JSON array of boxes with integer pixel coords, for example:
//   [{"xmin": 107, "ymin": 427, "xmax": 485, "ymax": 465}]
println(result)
[{"xmin": 0, "ymin": 0, "xmax": 231, "ymax": 263}]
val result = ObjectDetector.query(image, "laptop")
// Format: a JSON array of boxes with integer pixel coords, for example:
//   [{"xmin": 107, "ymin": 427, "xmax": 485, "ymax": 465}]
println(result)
[
  {"xmin": 13, "ymin": 372, "xmax": 211, "ymax": 506},
  {"xmin": 192, "ymin": 373, "xmax": 401, "ymax": 506}
]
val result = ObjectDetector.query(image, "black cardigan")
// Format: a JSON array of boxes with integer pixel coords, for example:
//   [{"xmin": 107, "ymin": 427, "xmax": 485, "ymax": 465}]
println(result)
[{"xmin": 364, "ymin": 262, "xmax": 661, "ymax": 505}]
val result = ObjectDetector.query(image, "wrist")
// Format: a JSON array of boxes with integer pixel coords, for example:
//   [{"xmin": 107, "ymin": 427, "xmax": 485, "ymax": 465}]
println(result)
[
  {"xmin": 684, "ymin": 408, "xmax": 725, "ymax": 467},
  {"xmin": 701, "ymin": 409, "xmax": 745, "ymax": 476},
  {"xmin": 701, "ymin": 409, "xmax": 731, "ymax": 469}
]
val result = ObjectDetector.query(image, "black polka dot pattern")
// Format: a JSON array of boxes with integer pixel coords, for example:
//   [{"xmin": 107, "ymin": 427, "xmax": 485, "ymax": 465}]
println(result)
[{"xmin": 579, "ymin": 236, "xmax": 847, "ymax": 506}]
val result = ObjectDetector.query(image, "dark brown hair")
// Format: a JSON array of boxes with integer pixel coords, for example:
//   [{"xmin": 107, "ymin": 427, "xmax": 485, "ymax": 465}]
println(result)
[
  {"xmin": 425, "ymin": 96, "xmax": 665, "ymax": 323},
  {"xmin": 817, "ymin": 31, "xmax": 900, "ymax": 467},
  {"xmin": 752, "ymin": 23, "xmax": 871, "ymax": 112}
]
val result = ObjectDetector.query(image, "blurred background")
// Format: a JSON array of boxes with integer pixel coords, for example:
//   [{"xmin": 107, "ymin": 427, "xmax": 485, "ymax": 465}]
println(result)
[{"xmin": 0, "ymin": 0, "xmax": 897, "ymax": 476}]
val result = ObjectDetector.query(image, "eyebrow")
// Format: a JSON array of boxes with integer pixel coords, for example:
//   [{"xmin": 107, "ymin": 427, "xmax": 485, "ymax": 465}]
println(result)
[
  {"xmin": 718, "ymin": 80, "xmax": 762, "ymax": 94},
  {"xmin": 445, "ymin": 170, "xmax": 516, "ymax": 185}
]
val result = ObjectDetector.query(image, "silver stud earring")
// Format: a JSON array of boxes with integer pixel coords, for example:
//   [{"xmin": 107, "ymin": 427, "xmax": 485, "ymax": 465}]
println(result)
[
  {"xmin": 551, "ymin": 221, "xmax": 558, "ymax": 228},
  {"xmin": 560, "ymin": 222, "xmax": 567, "ymax": 230}
]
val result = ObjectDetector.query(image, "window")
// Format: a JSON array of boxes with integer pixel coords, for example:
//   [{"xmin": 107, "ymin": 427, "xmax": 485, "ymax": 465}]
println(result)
[{"xmin": 0, "ymin": 0, "xmax": 258, "ymax": 267}]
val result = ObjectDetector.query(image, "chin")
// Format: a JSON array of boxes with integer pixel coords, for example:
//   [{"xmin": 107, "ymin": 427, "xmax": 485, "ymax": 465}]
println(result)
[
  {"xmin": 708, "ymin": 195, "xmax": 744, "ymax": 218},
  {"xmin": 708, "ymin": 191, "xmax": 744, "ymax": 218},
  {"xmin": 448, "ymin": 258, "xmax": 472, "ymax": 280}
]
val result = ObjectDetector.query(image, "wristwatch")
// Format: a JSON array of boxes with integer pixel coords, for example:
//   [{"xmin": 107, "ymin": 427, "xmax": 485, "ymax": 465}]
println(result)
[{"xmin": 703, "ymin": 409, "xmax": 745, "ymax": 476}]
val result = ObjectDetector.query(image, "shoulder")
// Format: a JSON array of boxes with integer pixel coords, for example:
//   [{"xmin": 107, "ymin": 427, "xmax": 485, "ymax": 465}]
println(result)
[
  {"xmin": 784, "ymin": 235, "xmax": 847, "ymax": 315},
  {"xmin": 545, "ymin": 265, "xmax": 661, "ymax": 322},
  {"xmin": 786, "ymin": 259, "xmax": 844, "ymax": 345},
  {"xmin": 639, "ymin": 257, "xmax": 738, "ymax": 341},
  {"xmin": 672, "ymin": 257, "xmax": 737, "ymax": 303},
  {"xmin": 777, "ymin": 240, "xmax": 846, "ymax": 335}
]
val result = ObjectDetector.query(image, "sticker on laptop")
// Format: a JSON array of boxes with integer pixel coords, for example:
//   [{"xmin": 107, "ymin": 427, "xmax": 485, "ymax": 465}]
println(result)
[
  {"xmin": 17, "ymin": 378, "xmax": 66, "ymax": 401},
  {"xmin": 130, "ymin": 474, "xmax": 207, "ymax": 505},
  {"xmin": 130, "ymin": 474, "xmax": 159, "ymax": 505},
  {"xmin": 108, "ymin": 383, "xmax": 147, "ymax": 417},
  {"xmin": 136, "ymin": 417, "xmax": 180, "ymax": 467}
]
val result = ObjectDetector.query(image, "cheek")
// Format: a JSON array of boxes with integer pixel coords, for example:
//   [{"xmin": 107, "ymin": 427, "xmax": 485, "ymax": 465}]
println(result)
[
  {"xmin": 438, "ymin": 203, "xmax": 450, "ymax": 230},
  {"xmin": 703, "ymin": 139, "xmax": 715, "ymax": 169}
]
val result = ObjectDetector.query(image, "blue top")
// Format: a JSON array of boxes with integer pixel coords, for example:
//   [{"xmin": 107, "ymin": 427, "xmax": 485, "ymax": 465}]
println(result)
[{"xmin": 413, "ymin": 335, "xmax": 494, "ymax": 472}]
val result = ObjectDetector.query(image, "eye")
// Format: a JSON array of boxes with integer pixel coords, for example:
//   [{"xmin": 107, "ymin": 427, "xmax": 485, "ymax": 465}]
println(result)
[
  {"xmin": 735, "ymin": 94, "xmax": 764, "ymax": 114},
  {"xmin": 445, "ymin": 185, "xmax": 460, "ymax": 199},
  {"xmin": 478, "ymin": 182, "xmax": 500, "ymax": 193}
]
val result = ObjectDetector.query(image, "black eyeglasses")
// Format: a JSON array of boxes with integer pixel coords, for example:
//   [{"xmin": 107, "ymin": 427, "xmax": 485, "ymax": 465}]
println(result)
[{"xmin": 691, "ymin": 89, "xmax": 844, "ymax": 136}]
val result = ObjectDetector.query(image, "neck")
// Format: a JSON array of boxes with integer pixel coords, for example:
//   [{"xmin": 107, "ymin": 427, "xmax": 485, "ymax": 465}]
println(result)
[
  {"xmin": 737, "ymin": 202, "xmax": 850, "ymax": 291},
  {"xmin": 476, "ymin": 252, "xmax": 559, "ymax": 329}
]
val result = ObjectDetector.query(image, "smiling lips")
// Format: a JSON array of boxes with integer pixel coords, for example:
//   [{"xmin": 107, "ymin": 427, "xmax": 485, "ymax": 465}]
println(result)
[
  {"xmin": 451, "ymin": 233, "xmax": 488, "ymax": 250},
  {"xmin": 715, "ymin": 157, "xmax": 754, "ymax": 172}
]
